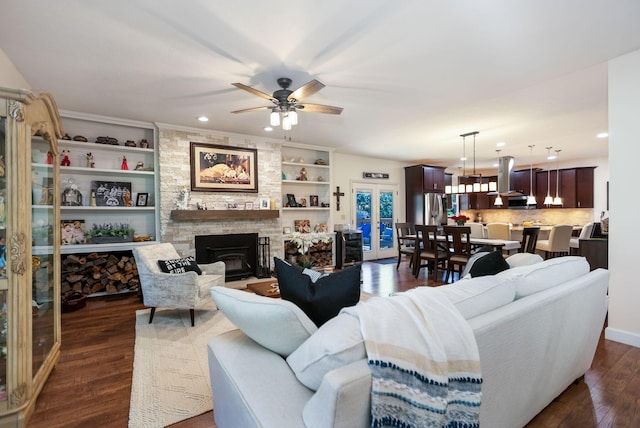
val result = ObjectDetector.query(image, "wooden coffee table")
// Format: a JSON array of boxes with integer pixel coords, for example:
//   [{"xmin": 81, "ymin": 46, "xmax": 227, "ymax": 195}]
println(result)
[{"xmin": 246, "ymin": 279, "xmax": 280, "ymax": 298}]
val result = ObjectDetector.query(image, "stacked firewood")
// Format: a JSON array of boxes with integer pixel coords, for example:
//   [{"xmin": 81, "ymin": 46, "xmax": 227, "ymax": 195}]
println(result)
[{"xmin": 61, "ymin": 252, "xmax": 140, "ymax": 297}]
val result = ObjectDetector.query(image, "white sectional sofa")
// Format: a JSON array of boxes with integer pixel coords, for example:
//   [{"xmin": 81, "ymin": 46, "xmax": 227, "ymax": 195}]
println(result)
[{"xmin": 207, "ymin": 256, "xmax": 609, "ymax": 428}]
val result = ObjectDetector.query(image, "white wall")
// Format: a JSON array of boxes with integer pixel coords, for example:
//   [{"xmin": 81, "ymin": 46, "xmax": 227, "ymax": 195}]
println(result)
[
  {"xmin": 0, "ymin": 48, "xmax": 30, "ymax": 89},
  {"xmin": 606, "ymin": 48, "xmax": 640, "ymax": 347},
  {"xmin": 332, "ymin": 152, "xmax": 407, "ymax": 228}
]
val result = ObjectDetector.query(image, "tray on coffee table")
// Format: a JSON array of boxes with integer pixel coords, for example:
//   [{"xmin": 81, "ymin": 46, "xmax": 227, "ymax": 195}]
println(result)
[{"xmin": 246, "ymin": 279, "xmax": 280, "ymax": 298}]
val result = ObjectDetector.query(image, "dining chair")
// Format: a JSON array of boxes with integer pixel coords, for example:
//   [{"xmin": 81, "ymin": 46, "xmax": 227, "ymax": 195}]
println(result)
[
  {"xmin": 442, "ymin": 225, "xmax": 473, "ymax": 283},
  {"xmin": 486, "ymin": 222, "xmax": 511, "ymax": 240},
  {"xmin": 519, "ymin": 227, "xmax": 540, "ymax": 254},
  {"xmin": 570, "ymin": 222, "xmax": 594, "ymax": 254},
  {"xmin": 468, "ymin": 222, "xmax": 485, "ymax": 238},
  {"xmin": 535, "ymin": 224, "xmax": 573, "ymax": 259},
  {"xmin": 395, "ymin": 222, "xmax": 416, "ymax": 270},
  {"xmin": 413, "ymin": 225, "xmax": 448, "ymax": 280}
]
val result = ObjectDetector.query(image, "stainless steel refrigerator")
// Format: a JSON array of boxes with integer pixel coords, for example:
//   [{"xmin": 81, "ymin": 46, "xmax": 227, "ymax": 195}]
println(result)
[{"xmin": 424, "ymin": 193, "xmax": 447, "ymax": 226}]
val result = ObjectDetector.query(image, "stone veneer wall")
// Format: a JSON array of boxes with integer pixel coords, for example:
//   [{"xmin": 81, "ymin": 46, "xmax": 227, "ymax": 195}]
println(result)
[{"xmin": 157, "ymin": 125, "xmax": 285, "ymax": 265}]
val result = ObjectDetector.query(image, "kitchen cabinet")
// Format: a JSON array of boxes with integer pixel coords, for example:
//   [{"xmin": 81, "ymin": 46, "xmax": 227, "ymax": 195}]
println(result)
[
  {"xmin": 512, "ymin": 169, "xmax": 538, "ymax": 196},
  {"xmin": 535, "ymin": 167, "xmax": 594, "ymax": 208},
  {"xmin": 405, "ymin": 165, "xmax": 447, "ymax": 225},
  {"xmin": 0, "ymin": 87, "xmax": 62, "ymax": 426},
  {"xmin": 458, "ymin": 176, "xmax": 497, "ymax": 210}
]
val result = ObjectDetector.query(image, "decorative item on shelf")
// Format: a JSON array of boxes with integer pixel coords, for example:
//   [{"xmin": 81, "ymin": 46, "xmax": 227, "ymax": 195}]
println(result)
[
  {"xmin": 259, "ymin": 197, "xmax": 270, "ymax": 209},
  {"xmin": 86, "ymin": 152, "xmax": 95, "ymax": 168},
  {"xmin": 244, "ymin": 202, "xmax": 253, "ymax": 210},
  {"xmin": 45, "ymin": 151, "xmax": 53, "ymax": 165},
  {"xmin": 96, "ymin": 136, "xmax": 118, "ymax": 145},
  {"xmin": 121, "ymin": 156, "xmax": 129, "ymax": 170},
  {"xmin": 314, "ymin": 159, "xmax": 327, "ymax": 165},
  {"xmin": 314, "ymin": 223, "xmax": 328, "ymax": 232},
  {"xmin": 317, "ymin": 175, "xmax": 324, "ymax": 182},
  {"xmin": 298, "ymin": 167, "xmax": 308, "ymax": 181},
  {"xmin": 310, "ymin": 195, "xmax": 319, "ymax": 207},
  {"xmin": 139, "ymin": 139, "xmax": 149, "ymax": 148},
  {"xmin": 321, "ymin": 202, "xmax": 330, "ymax": 208},
  {"xmin": 62, "ymin": 133, "xmax": 71, "ymax": 140},
  {"xmin": 136, "ymin": 193, "xmax": 148, "ymax": 207},
  {"xmin": 86, "ymin": 222, "xmax": 135, "ymax": 244},
  {"xmin": 197, "ymin": 201, "xmax": 207, "ymax": 210},
  {"xmin": 450, "ymin": 215, "xmax": 470, "ymax": 226},
  {"xmin": 286, "ymin": 193, "xmax": 298, "ymax": 207},
  {"xmin": 134, "ymin": 161, "xmax": 144, "ymax": 170},
  {"xmin": 294, "ymin": 219, "xmax": 311, "ymax": 233},
  {"xmin": 270, "ymin": 199, "xmax": 276, "ymax": 210},
  {"xmin": 60, "ymin": 220, "xmax": 86, "ymax": 245},
  {"xmin": 61, "ymin": 178, "xmax": 83, "ymax": 206},
  {"xmin": 38, "ymin": 177, "xmax": 54, "ymax": 205},
  {"xmin": 299, "ymin": 198, "xmax": 307, "ymax": 207},
  {"xmin": 282, "ymin": 172, "xmax": 287, "ymax": 180},
  {"xmin": 175, "ymin": 186, "xmax": 190, "ymax": 210},
  {"xmin": 90, "ymin": 191, "xmax": 96, "ymax": 206},
  {"xmin": 227, "ymin": 202, "xmax": 238, "ymax": 209},
  {"xmin": 125, "ymin": 140, "xmax": 136, "ymax": 147},
  {"xmin": 0, "ymin": 155, "xmax": 4, "ymax": 176},
  {"xmin": 91, "ymin": 181, "xmax": 132, "ymax": 206},
  {"xmin": 73, "ymin": 135, "xmax": 87, "ymax": 142},
  {"xmin": 61, "ymin": 149, "xmax": 71, "ymax": 166},
  {"xmin": 32, "ymin": 223, "xmax": 53, "ymax": 246},
  {"xmin": 298, "ymin": 157, "xmax": 305, "ymax": 163}
]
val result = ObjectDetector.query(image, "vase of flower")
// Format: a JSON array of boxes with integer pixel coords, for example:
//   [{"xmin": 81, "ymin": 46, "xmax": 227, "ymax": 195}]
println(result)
[{"xmin": 450, "ymin": 215, "xmax": 470, "ymax": 226}]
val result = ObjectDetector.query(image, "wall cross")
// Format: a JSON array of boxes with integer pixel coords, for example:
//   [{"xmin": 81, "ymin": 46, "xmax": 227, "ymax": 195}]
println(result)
[{"xmin": 333, "ymin": 186, "xmax": 345, "ymax": 211}]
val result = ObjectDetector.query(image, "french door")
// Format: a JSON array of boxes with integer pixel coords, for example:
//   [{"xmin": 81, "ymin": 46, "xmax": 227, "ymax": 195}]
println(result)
[{"xmin": 352, "ymin": 183, "xmax": 399, "ymax": 260}]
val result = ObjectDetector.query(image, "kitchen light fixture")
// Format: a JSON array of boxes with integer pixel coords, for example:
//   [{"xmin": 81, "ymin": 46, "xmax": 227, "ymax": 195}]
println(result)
[
  {"xmin": 527, "ymin": 145, "xmax": 537, "ymax": 205},
  {"xmin": 552, "ymin": 149, "xmax": 563, "ymax": 205},
  {"xmin": 444, "ymin": 131, "xmax": 497, "ymax": 195},
  {"xmin": 543, "ymin": 146, "xmax": 554, "ymax": 205},
  {"xmin": 493, "ymin": 149, "xmax": 503, "ymax": 206}
]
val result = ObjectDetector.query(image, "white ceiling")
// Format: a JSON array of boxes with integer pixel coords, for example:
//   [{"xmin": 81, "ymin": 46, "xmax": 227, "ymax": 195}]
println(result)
[{"xmin": 2, "ymin": 0, "xmax": 640, "ymax": 173}]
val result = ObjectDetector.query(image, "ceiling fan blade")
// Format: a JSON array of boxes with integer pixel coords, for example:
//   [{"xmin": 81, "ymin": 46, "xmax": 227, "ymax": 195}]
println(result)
[
  {"xmin": 288, "ymin": 79, "xmax": 325, "ymax": 101},
  {"xmin": 298, "ymin": 103, "xmax": 343, "ymax": 115},
  {"xmin": 232, "ymin": 83, "xmax": 276, "ymax": 102},
  {"xmin": 231, "ymin": 106, "xmax": 272, "ymax": 114}
]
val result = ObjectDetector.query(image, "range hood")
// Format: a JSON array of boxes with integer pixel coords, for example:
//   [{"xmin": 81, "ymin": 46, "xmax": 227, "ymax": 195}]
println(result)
[{"xmin": 488, "ymin": 156, "xmax": 524, "ymax": 196}]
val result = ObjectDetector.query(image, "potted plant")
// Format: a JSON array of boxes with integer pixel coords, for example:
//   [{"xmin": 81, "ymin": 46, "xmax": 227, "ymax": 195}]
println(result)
[{"xmin": 86, "ymin": 222, "xmax": 135, "ymax": 244}]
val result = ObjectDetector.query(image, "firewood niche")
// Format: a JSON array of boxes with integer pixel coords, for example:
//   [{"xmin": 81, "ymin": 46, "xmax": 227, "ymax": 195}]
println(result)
[{"xmin": 61, "ymin": 252, "xmax": 140, "ymax": 297}]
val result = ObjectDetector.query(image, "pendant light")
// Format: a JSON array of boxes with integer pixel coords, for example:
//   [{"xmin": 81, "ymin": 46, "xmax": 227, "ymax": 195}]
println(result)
[
  {"xmin": 552, "ymin": 149, "xmax": 563, "ymax": 205},
  {"xmin": 543, "ymin": 146, "xmax": 554, "ymax": 206},
  {"xmin": 526, "ymin": 145, "xmax": 537, "ymax": 205},
  {"xmin": 494, "ymin": 149, "xmax": 503, "ymax": 206}
]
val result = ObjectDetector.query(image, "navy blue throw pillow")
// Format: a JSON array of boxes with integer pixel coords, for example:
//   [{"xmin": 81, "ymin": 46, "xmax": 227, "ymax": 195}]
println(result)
[
  {"xmin": 468, "ymin": 251, "xmax": 509, "ymax": 278},
  {"xmin": 274, "ymin": 257, "xmax": 361, "ymax": 326}
]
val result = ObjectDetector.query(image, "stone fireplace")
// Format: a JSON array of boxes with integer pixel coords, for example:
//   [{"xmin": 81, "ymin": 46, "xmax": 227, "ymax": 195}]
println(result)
[{"xmin": 195, "ymin": 233, "xmax": 258, "ymax": 281}]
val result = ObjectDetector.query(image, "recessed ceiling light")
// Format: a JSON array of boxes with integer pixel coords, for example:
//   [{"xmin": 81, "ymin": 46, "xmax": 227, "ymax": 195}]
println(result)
[
  {"xmin": 496, "ymin": 142, "xmax": 506, "ymax": 147},
  {"xmin": 597, "ymin": 132, "xmax": 608, "ymax": 138},
  {"xmin": 264, "ymin": 126, "xmax": 273, "ymax": 132},
  {"xmin": 197, "ymin": 116, "xmax": 209, "ymax": 122}
]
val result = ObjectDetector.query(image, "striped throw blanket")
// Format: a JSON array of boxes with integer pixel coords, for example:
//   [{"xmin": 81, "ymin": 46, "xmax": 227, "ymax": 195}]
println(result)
[{"xmin": 348, "ymin": 287, "xmax": 482, "ymax": 427}]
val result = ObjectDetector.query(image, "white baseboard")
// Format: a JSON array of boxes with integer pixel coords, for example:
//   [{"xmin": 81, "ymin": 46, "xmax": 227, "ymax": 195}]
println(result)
[{"xmin": 605, "ymin": 327, "xmax": 640, "ymax": 348}]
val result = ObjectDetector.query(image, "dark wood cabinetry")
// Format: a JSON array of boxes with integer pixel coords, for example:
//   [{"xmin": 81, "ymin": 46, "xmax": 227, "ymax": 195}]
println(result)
[
  {"xmin": 535, "ymin": 167, "xmax": 594, "ymax": 208},
  {"xmin": 512, "ymin": 169, "xmax": 537, "ymax": 195},
  {"xmin": 458, "ymin": 176, "xmax": 497, "ymax": 210},
  {"xmin": 405, "ymin": 165, "xmax": 447, "ymax": 225},
  {"xmin": 579, "ymin": 238, "xmax": 608, "ymax": 270}
]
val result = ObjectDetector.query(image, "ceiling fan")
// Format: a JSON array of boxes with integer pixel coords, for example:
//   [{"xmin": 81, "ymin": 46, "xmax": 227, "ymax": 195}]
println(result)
[{"xmin": 231, "ymin": 77, "xmax": 343, "ymax": 129}]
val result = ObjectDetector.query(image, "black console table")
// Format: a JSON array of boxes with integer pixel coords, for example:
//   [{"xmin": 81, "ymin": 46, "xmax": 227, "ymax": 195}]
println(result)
[{"xmin": 335, "ymin": 230, "xmax": 363, "ymax": 269}]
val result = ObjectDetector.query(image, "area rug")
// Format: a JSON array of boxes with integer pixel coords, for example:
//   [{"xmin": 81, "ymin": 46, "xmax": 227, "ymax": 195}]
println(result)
[
  {"xmin": 128, "ymin": 304, "xmax": 236, "ymax": 428},
  {"xmin": 372, "ymin": 258, "xmax": 399, "ymax": 265}
]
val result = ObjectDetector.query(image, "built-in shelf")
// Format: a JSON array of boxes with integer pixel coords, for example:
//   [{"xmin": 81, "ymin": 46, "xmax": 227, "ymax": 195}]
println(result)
[{"xmin": 171, "ymin": 209, "xmax": 280, "ymax": 222}]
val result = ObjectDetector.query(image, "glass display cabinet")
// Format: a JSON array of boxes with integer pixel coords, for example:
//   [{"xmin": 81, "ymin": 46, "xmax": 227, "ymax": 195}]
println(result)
[{"xmin": 0, "ymin": 87, "xmax": 62, "ymax": 426}]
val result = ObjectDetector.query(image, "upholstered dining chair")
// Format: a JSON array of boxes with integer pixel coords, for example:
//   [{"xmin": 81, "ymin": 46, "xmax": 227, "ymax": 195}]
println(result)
[
  {"xmin": 486, "ymin": 222, "xmax": 511, "ymax": 240},
  {"xmin": 132, "ymin": 243, "xmax": 226, "ymax": 326},
  {"xmin": 570, "ymin": 222, "xmax": 594, "ymax": 254},
  {"xmin": 535, "ymin": 224, "xmax": 573, "ymax": 259},
  {"xmin": 468, "ymin": 222, "xmax": 485, "ymax": 238},
  {"xmin": 519, "ymin": 227, "xmax": 540, "ymax": 254},
  {"xmin": 443, "ymin": 225, "xmax": 473, "ymax": 283},
  {"xmin": 413, "ymin": 224, "xmax": 448, "ymax": 280},
  {"xmin": 395, "ymin": 222, "xmax": 416, "ymax": 270}
]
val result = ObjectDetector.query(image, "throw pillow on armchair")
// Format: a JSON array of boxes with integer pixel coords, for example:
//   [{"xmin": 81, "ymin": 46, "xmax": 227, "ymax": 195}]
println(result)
[{"xmin": 274, "ymin": 257, "xmax": 361, "ymax": 326}]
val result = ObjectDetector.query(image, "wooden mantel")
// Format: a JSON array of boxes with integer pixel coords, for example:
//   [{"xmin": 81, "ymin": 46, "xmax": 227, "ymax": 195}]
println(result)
[{"xmin": 170, "ymin": 209, "xmax": 280, "ymax": 222}]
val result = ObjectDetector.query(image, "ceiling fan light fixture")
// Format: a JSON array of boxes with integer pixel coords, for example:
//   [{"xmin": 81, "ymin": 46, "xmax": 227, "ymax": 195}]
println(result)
[
  {"xmin": 288, "ymin": 109, "xmax": 298, "ymax": 126},
  {"xmin": 282, "ymin": 115, "xmax": 292, "ymax": 131},
  {"xmin": 270, "ymin": 110, "xmax": 280, "ymax": 127}
]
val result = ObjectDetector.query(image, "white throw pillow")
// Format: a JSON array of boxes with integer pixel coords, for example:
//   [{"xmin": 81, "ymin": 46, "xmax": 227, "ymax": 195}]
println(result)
[
  {"xmin": 439, "ymin": 275, "xmax": 516, "ymax": 319},
  {"xmin": 497, "ymin": 256, "xmax": 590, "ymax": 298},
  {"xmin": 505, "ymin": 252, "xmax": 544, "ymax": 268},
  {"xmin": 210, "ymin": 286, "xmax": 318, "ymax": 357},
  {"xmin": 287, "ymin": 311, "xmax": 365, "ymax": 391}
]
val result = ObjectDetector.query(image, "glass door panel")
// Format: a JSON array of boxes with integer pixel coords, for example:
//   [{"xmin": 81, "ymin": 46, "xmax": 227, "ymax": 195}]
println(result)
[
  {"xmin": 353, "ymin": 183, "xmax": 398, "ymax": 260},
  {"xmin": 31, "ymin": 136, "xmax": 55, "ymax": 376}
]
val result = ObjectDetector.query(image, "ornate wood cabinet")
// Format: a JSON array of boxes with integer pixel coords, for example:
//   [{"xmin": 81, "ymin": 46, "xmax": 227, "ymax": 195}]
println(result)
[{"xmin": 0, "ymin": 87, "xmax": 62, "ymax": 426}]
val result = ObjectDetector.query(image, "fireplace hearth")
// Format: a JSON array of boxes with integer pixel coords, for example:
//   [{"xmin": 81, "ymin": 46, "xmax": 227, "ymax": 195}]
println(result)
[{"xmin": 195, "ymin": 233, "xmax": 258, "ymax": 281}]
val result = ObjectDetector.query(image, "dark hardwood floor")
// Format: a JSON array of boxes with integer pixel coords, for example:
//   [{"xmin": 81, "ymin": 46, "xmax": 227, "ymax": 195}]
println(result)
[{"xmin": 28, "ymin": 259, "xmax": 639, "ymax": 427}]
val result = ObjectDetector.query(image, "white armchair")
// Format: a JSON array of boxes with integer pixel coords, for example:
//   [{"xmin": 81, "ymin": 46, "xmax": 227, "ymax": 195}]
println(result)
[{"xmin": 132, "ymin": 243, "xmax": 225, "ymax": 326}]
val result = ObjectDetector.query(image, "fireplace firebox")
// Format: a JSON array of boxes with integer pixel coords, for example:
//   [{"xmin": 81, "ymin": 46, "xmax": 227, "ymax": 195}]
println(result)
[{"xmin": 195, "ymin": 233, "xmax": 258, "ymax": 281}]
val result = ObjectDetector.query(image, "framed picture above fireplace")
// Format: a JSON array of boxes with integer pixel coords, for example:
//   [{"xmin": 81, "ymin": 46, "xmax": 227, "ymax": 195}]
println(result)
[{"xmin": 190, "ymin": 142, "xmax": 258, "ymax": 193}]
